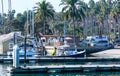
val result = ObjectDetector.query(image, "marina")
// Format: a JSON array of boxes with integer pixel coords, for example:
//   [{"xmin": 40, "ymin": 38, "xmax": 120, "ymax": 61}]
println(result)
[
  {"xmin": 0, "ymin": 0, "xmax": 120, "ymax": 75},
  {"xmin": 0, "ymin": 32, "xmax": 118, "ymax": 75}
]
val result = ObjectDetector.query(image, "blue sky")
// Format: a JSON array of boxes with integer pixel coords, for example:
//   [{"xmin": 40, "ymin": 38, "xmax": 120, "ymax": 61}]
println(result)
[{"xmin": 0, "ymin": 0, "xmax": 98, "ymax": 14}]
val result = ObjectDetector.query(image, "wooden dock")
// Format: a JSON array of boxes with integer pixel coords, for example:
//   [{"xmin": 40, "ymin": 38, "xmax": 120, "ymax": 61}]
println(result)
[{"xmin": 8, "ymin": 64, "xmax": 120, "ymax": 73}]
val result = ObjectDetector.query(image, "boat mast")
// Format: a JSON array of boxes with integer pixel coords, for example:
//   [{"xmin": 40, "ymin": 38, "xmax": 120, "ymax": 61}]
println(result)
[
  {"xmin": 64, "ymin": 21, "xmax": 67, "ymax": 44},
  {"xmin": 1, "ymin": 0, "xmax": 4, "ymax": 26},
  {"xmin": 27, "ymin": 9, "xmax": 29, "ymax": 36},
  {"xmin": 8, "ymin": 0, "xmax": 12, "ymax": 21},
  {"xmin": 32, "ymin": 7, "xmax": 35, "ymax": 37}
]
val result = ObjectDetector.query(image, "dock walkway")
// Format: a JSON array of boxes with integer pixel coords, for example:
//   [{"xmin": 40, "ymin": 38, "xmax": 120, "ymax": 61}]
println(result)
[
  {"xmin": 1, "ymin": 57, "xmax": 120, "ymax": 63},
  {"xmin": 8, "ymin": 64, "xmax": 120, "ymax": 73}
]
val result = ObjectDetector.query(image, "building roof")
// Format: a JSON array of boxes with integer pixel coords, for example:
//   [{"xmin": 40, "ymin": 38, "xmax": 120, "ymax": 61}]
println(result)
[{"xmin": 0, "ymin": 32, "xmax": 21, "ymax": 43}]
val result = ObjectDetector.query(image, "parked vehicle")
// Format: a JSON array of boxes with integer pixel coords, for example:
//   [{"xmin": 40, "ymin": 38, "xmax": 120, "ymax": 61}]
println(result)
[
  {"xmin": 113, "ymin": 39, "xmax": 120, "ymax": 46},
  {"xmin": 91, "ymin": 40, "xmax": 109, "ymax": 48}
]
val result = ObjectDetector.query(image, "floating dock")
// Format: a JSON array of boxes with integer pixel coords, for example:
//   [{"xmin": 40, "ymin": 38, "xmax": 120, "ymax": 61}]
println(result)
[
  {"xmin": 8, "ymin": 64, "xmax": 120, "ymax": 73},
  {"xmin": 1, "ymin": 57, "xmax": 120, "ymax": 63}
]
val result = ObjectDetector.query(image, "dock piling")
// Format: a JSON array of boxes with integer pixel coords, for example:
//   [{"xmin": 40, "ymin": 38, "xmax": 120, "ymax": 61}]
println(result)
[{"xmin": 13, "ymin": 44, "xmax": 20, "ymax": 68}]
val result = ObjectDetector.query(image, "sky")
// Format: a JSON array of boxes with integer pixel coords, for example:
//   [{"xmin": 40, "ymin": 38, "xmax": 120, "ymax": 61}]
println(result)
[{"xmin": 0, "ymin": 0, "xmax": 99, "ymax": 14}]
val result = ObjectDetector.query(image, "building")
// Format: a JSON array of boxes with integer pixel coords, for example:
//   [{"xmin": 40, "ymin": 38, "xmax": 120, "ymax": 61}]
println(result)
[{"xmin": 0, "ymin": 32, "xmax": 22, "ymax": 54}]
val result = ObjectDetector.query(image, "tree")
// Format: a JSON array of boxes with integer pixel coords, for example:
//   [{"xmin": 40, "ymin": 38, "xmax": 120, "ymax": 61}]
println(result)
[
  {"xmin": 60, "ymin": 0, "xmax": 86, "ymax": 44},
  {"xmin": 88, "ymin": 0, "xmax": 96, "ymax": 36},
  {"xmin": 110, "ymin": 0, "xmax": 120, "ymax": 38},
  {"xmin": 94, "ymin": 0, "xmax": 109, "ymax": 36},
  {"xmin": 35, "ymin": 0, "xmax": 55, "ymax": 35}
]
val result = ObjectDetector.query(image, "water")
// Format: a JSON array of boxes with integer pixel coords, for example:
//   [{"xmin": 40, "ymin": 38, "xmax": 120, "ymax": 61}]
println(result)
[
  {"xmin": 1, "ymin": 60, "xmax": 120, "ymax": 76},
  {"xmin": 8, "ymin": 72, "xmax": 120, "ymax": 76}
]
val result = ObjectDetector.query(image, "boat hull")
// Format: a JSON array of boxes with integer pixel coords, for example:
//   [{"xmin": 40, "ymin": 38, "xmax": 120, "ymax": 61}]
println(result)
[
  {"xmin": 36, "ymin": 50, "xmax": 85, "ymax": 58},
  {"xmin": 56, "ymin": 50, "xmax": 85, "ymax": 57}
]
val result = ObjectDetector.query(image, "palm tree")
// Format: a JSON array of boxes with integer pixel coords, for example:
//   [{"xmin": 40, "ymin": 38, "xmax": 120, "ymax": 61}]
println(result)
[
  {"xmin": 94, "ymin": 0, "xmax": 109, "ymax": 36},
  {"xmin": 35, "ymin": 0, "xmax": 55, "ymax": 35},
  {"xmin": 60, "ymin": 0, "xmax": 86, "ymax": 45},
  {"xmin": 99, "ymin": 0, "xmax": 109, "ymax": 36},
  {"xmin": 110, "ymin": 0, "xmax": 120, "ymax": 38},
  {"xmin": 88, "ymin": 0, "xmax": 96, "ymax": 36},
  {"xmin": 88, "ymin": 0, "xmax": 95, "ymax": 8},
  {"xmin": 97, "ymin": 13, "xmax": 104, "ymax": 36}
]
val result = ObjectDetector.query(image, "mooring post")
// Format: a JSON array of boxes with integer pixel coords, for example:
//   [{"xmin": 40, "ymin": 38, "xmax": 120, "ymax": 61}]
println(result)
[
  {"xmin": 13, "ymin": 33, "xmax": 17, "ymax": 45},
  {"xmin": 13, "ymin": 44, "xmax": 20, "ymax": 68}
]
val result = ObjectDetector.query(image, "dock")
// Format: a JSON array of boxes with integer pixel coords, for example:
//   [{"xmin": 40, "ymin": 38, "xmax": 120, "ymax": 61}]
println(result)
[
  {"xmin": 1, "ymin": 57, "xmax": 120, "ymax": 63},
  {"xmin": 7, "ymin": 47, "xmax": 120, "ymax": 73},
  {"xmin": 8, "ymin": 64, "xmax": 120, "ymax": 73}
]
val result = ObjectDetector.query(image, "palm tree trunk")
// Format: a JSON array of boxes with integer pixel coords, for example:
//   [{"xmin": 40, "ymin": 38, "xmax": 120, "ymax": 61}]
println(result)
[
  {"xmin": 83, "ymin": 17, "xmax": 88, "ymax": 38},
  {"xmin": 43, "ymin": 20, "xmax": 45, "ymax": 35},
  {"xmin": 73, "ymin": 17, "xmax": 76, "ymax": 45},
  {"xmin": 99, "ymin": 22, "xmax": 103, "ymax": 36},
  {"xmin": 118, "ymin": 16, "xmax": 120, "ymax": 38},
  {"xmin": 107, "ymin": 15, "xmax": 111, "ymax": 38},
  {"xmin": 91, "ymin": 15, "xmax": 95, "ymax": 36}
]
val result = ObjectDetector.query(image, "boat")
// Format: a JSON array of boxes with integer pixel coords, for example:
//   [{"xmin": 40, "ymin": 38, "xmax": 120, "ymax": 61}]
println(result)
[
  {"xmin": 7, "ymin": 44, "xmax": 36, "ymax": 58},
  {"xmin": 54, "ymin": 44, "xmax": 85, "ymax": 57},
  {"xmin": 35, "ymin": 43, "xmax": 85, "ymax": 58},
  {"xmin": 84, "ymin": 36, "xmax": 114, "ymax": 54}
]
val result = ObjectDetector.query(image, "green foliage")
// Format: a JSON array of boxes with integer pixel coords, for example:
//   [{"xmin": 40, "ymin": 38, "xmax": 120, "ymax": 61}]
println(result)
[
  {"xmin": 0, "ymin": 0, "xmax": 120, "ymax": 39},
  {"xmin": 36, "ymin": 0, "xmax": 55, "ymax": 21},
  {"xmin": 35, "ymin": 0, "xmax": 55, "ymax": 34},
  {"xmin": 60, "ymin": 0, "xmax": 86, "ymax": 21}
]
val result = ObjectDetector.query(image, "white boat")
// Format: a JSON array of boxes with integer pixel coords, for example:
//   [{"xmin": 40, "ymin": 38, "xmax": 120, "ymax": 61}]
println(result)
[
  {"xmin": 55, "ymin": 44, "xmax": 85, "ymax": 57},
  {"xmin": 84, "ymin": 36, "xmax": 114, "ymax": 54},
  {"xmin": 7, "ymin": 44, "xmax": 36, "ymax": 58},
  {"xmin": 35, "ymin": 44, "xmax": 85, "ymax": 57}
]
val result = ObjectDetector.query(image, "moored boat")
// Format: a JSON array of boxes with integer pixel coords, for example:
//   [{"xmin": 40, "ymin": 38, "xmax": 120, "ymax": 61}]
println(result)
[
  {"xmin": 7, "ymin": 44, "xmax": 36, "ymax": 58},
  {"xmin": 35, "ymin": 44, "xmax": 85, "ymax": 57}
]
